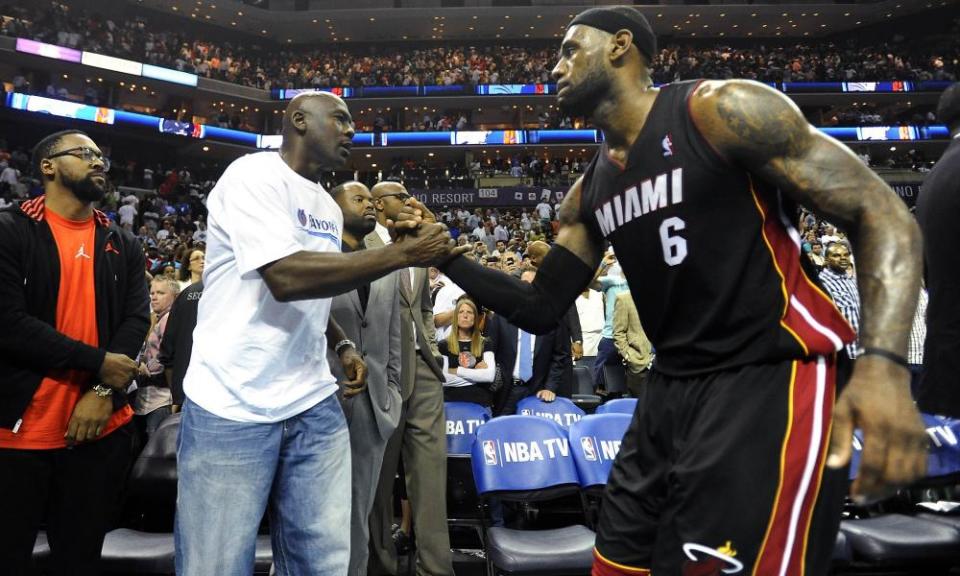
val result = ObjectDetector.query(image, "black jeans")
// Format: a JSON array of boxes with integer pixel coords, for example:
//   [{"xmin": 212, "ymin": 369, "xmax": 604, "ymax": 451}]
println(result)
[{"xmin": 0, "ymin": 424, "xmax": 134, "ymax": 576}]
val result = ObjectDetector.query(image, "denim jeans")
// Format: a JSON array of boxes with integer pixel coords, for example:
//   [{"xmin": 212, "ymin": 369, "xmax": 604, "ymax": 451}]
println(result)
[{"xmin": 175, "ymin": 394, "xmax": 351, "ymax": 576}]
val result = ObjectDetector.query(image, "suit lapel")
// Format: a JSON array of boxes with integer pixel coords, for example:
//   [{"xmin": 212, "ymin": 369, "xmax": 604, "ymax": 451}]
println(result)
[
  {"xmin": 398, "ymin": 267, "xmax": 414, "ymax": 304},
  {"xmin": 349, "ymin": 288, "xmax": 363, "ymax": 316}
]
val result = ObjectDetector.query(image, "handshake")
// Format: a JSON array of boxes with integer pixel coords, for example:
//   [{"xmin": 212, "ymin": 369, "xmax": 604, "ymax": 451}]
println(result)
[{"xmin": 388, "ymin": 198, "xmax": 471, "ymax": 267}]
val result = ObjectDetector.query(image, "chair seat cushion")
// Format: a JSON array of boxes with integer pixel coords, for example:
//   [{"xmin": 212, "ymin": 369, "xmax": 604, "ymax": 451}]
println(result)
[
  {"xmin": 487, "ymin": 524, "xmax": 595, "ymax": 575},
  {"xmin": 841, "ymin": 514, "xmax": 960, "ymax": 564},
  {"xmin": 832, "ymin": 529, "xmax": 851, "ymax": 564},
  {"xmin": 100, "ymin": 528, "xmax": 175, "ymax": 573}
]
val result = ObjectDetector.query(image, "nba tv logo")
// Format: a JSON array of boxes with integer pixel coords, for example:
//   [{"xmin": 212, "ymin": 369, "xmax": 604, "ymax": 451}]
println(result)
[
  {"xmin": 580, "ymin": 437, "xmax": 598, "ymax": 461},
  {"xmin": 482, "ymin": 440, "xmax": 498, "ymax": 466}
]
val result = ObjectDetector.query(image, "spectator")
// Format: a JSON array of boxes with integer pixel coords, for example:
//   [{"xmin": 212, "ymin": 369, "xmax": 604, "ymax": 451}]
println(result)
[
  {"xmin": 367, "ymin": 180, "xmax": 456, "ymax": 576},
  {"xmin": 612, "ymin": 291, "xmax": 654, "ymax": 398},
  {"xmin": 439, "ymin": 296, "xmax": 497, "ymax": 407},
  {"xmin": 916, "ymin": 82, "xmax": 960, "ymax": 417},
  {"xmin": 177, "ymin": 247, "xmax": 204, "ymax": 290},
  {"xmin": 174, "ymin": 92, "xmax": 455, "ymax": 574},
  {"xmin": 591, "ymin": 253, "xmax": 629, "ymax": 394},
  {"xmin": 0, "ymin": 129, "xmax": 147, "ymax": 575},
  {"xmin": 118, "ymin": 196, "xmax": 137, "ymax": 229},
  {"xmin": 327, "ymin": 181, "xmax": 403, "ymax": 576},
  {"xmin": 819, "ymin": 242, "xmax": 861, "ymax": 360},
  {"xmin": 574, "ymin": 287, "xmax": 604, "ymax": 372},
  {"xmin": 159, "ymin": 279, "xmax": 203, "ymax": 412},
  {"xmin": 134, "ymin": 276, "xmax": 180, "ymax": 439}
]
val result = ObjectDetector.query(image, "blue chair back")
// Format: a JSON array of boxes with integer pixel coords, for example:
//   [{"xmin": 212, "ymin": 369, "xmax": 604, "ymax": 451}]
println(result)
[
  {"xmin": 568, "ymin": 414, "xmax": 632, "ymax": 488},
  {"xmin": 445, "ymin": 401, "xmax": 492, "ymax": 456},
  {"xmin": 595, "ymin": 398, "xmax": 638, "ymax": 415},
  {"xmin": 516, "ymin": 395, "xmax": 585, "ymax": 429},
  {"xmin": 922, "ymin": 413, "xmax": 960, "ymax": 478},
  {"xmin": 471, "ymin": 415, "xmax": 579, "ymax": 497},
  {"xmin": 849, "ymin": 413, "xmax": 960, "ymax": 480}
]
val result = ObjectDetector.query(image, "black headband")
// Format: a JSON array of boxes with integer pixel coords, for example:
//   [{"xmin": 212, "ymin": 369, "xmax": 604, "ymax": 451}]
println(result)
[{"xmin": 568, "ymin": 6, "xmax": 656, "ymax": 64}]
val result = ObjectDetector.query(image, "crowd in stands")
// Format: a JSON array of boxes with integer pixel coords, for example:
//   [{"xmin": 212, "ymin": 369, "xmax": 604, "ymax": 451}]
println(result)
[{"xmin": 1, "ymin": 2, "xmax": 957, "ymax": 92}]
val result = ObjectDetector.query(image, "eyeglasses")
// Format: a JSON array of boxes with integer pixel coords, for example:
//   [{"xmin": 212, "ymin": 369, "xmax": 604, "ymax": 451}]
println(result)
[
  {"xmin": 46, "ymin": 146, "xmax": 111, "ymax": 172},
  {"xmin": 377, "ymin": 192, "xmax": 411, "ymax": 202}
]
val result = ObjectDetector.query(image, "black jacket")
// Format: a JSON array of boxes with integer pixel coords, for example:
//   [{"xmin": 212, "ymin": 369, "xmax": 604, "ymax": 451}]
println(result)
[
  {"xmin": 0, "ymin": 198, "xmax": 150, "ymax": 430},
  {"xmin": 486, "ymin": 314, "xmax": 569, "ymax": 393}
]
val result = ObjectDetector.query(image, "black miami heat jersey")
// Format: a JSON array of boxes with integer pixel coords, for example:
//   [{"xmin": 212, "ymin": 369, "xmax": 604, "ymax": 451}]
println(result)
[{"xmin": 579, "ymin": 80, "xmax": 855, "ymax": 377}]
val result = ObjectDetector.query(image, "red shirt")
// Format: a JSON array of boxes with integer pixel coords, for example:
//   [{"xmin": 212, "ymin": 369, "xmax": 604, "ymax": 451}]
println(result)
[{"xmin": 0, "ymin": 208, "xmax": 132, "ymax": 449}]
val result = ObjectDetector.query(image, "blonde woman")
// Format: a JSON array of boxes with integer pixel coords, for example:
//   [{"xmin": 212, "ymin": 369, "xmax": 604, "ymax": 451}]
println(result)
[{"xmin": 438, "ymin": 297, "xmax": 496, "ymax": 407}]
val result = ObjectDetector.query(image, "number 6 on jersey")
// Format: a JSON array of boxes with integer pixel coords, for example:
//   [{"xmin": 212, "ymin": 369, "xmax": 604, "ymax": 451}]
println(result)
[{"xmin": 659, "ymin": 217, "xmax": 687, "ymax": 266}]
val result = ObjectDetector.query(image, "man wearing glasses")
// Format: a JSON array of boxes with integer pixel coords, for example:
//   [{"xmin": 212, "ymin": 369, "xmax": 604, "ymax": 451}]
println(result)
[
  {"xmin": 0, "ymin": 129, "xmax": 149, "ymax": 575},
  {"xmin": 367, "ymin": 180, "xmax": 455, "ymax": 576}
]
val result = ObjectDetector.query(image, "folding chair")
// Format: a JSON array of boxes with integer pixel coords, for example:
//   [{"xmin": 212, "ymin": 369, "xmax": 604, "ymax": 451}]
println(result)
[
  {"xmin": 594, "ymin": 398, "xmax": 637, "ymax": 415},
  {"xmin": 515, "ymin": 395, "xmax": 585, "ymax": 429},
  {"xmin": 600, "ymin": 364, "xmax": 627, "ymax": 396},
  {"xmin": 571, "ymin": 365, "xmax": 601, "ymax": 413},
  {"xmin": 568, "ymin": 414, "xmax": 632, "ymax": 527},
  {"xmin": 445, "ymin": 401, "xmax": 493, "ymax": 548},
  {"xmin": 472, "ymin": 415, "xmax": 595, "ymax": 576}
]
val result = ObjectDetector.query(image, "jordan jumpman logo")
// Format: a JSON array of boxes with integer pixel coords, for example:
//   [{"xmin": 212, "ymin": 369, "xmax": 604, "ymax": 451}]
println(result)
[{"xmin": 75, "ymin": 243, "xmax": 91, "ymax": 260}]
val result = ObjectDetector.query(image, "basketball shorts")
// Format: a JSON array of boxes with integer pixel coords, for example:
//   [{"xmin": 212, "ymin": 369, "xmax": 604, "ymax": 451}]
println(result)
[{"xmin": 593, "ymin": 355, "xmax": 848, "ymax": 576}]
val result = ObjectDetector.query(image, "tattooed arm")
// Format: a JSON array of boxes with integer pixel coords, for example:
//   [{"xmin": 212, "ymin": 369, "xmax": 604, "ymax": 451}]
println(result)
[{"xmin": 690, "ymin": 79, "xmax": 926, "ymax": 498}]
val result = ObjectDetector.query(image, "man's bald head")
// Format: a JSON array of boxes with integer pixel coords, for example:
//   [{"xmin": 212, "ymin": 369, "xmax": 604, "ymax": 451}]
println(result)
[
  {"xmin": 282, "ymin": 91, "xmax": 347, "ymax": 137},
  {"xmin": 370, "ymin": 181, "xmax": 411, "ymax": 223},
  {"xmin": 279, "ymin": 91, "xmax": 355, "ymax": 174}
]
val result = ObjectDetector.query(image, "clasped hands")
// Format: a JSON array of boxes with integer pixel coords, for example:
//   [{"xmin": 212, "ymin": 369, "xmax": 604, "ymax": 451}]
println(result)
[{"xmin": 387, "ymin": 199, "xmax": 470, "ymax": 267}]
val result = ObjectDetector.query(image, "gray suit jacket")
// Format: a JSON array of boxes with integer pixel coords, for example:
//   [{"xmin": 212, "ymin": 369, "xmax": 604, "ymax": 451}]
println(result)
[
  {"xmin": 365, "ymin": 230, "xmax": 443, "ymax": 400},
  {"xmin": 327, "ymin": 243, "xmax": 403, "ymax": 440}
]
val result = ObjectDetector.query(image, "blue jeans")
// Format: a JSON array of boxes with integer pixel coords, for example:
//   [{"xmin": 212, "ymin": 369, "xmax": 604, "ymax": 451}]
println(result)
[{"xmin": 175, "ymin": 394, "xmax": 351, "ymax": 576}]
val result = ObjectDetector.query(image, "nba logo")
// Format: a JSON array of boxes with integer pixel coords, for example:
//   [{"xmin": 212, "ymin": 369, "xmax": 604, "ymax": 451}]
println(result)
[
  {"xmin": 482, "ymin": 440, "xmax": 498, "ymax": 465},
  {"xmin": 520, "ymin": 409, "xmax": 532, "ymax": 415},
  {"xmin": 581, "ymin": 437, "xmax": 598, "ymax": 461}
]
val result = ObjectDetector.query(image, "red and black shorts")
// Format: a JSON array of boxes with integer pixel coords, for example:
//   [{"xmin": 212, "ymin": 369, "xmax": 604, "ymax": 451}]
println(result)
[{"xmin": 593, "ymin": 355, "xmax": 847, "ymax": 576}]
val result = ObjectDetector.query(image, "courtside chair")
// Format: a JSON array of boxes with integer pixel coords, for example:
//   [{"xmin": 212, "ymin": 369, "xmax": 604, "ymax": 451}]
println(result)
[
  {"xmin": 471, "ymin": 415, "xmax": 595, "ymax": 576},
  {"xmin": 515, "ymin": 396, "xmax": 585, "ymax": 430},
  {"xmin": 571, "ymin": 365, "xmax": 602, "ymax": 413},
  {"xmin": 600, "ymin": 364, "xmax": 628, "ymax": 397},
  {"xmin": 445, "ymin": 401, "xmax": 493, "ymax": 547},
  {"xmin": 568, "ymin": 413, "xmax": 632, "ymax": 528},
  {"xmin": 99, "ymin": 413, "xmax": 180, "ymax": 574},
  {"xmin": 594, "ymin": 398, "xmax": 637, "ymax": 416}
]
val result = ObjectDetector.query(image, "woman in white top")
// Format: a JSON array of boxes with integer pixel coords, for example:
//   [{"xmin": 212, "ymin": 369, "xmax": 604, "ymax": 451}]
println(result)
[{"xmin": 438, "ymin": 297, "xmax": 496, "ymax": 407}]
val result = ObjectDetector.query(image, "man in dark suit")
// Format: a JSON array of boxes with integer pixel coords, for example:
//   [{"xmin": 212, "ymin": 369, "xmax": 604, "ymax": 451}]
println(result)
[
  {"xmin": 367, "ymin": 181, "xmax": 454, "ymax": 576},
  {"xmin": 488, "ymin": 268, "xmax": 571, "ymax": 416},
  {"xmin": 328, "ymin": 182, "xmax": 403, "ymax": 576}
]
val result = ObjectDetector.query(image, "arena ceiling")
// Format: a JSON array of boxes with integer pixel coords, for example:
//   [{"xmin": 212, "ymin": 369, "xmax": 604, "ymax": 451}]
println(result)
[{"xmin": 128, "ymin": 0, "xmax": 956, "ymax": 43}]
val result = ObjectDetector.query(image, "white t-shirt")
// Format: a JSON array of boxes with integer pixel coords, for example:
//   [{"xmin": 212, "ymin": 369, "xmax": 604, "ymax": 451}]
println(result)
[
  {"xmin": 575, "ymin": 290, "xmax": 605, "ymax": 357},
  {"xmin": 536, "ymin": 202, "xmax": 552, "ymax": 220},
  {"xmin": 183, "ymin": 152, "xmax": 341, "ymax": 422},
  {"xmin": 118, "ymin": 204, "xmax": 137, "ymax": 226},
  {"xmin": 433, "ymin": 274, "xmax": 465, "ymax": 342}
]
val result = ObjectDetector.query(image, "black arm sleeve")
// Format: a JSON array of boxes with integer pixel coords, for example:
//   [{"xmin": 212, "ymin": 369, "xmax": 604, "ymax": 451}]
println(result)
[{"xmin": 441, "ymin": 244, "xmax": 594, "ymax": 335}]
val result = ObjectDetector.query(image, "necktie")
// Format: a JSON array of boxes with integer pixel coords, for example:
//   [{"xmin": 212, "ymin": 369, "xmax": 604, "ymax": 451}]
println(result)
[{"xmin": 519, "ymin": 330, "xmax": 533, "ymax": 382}]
